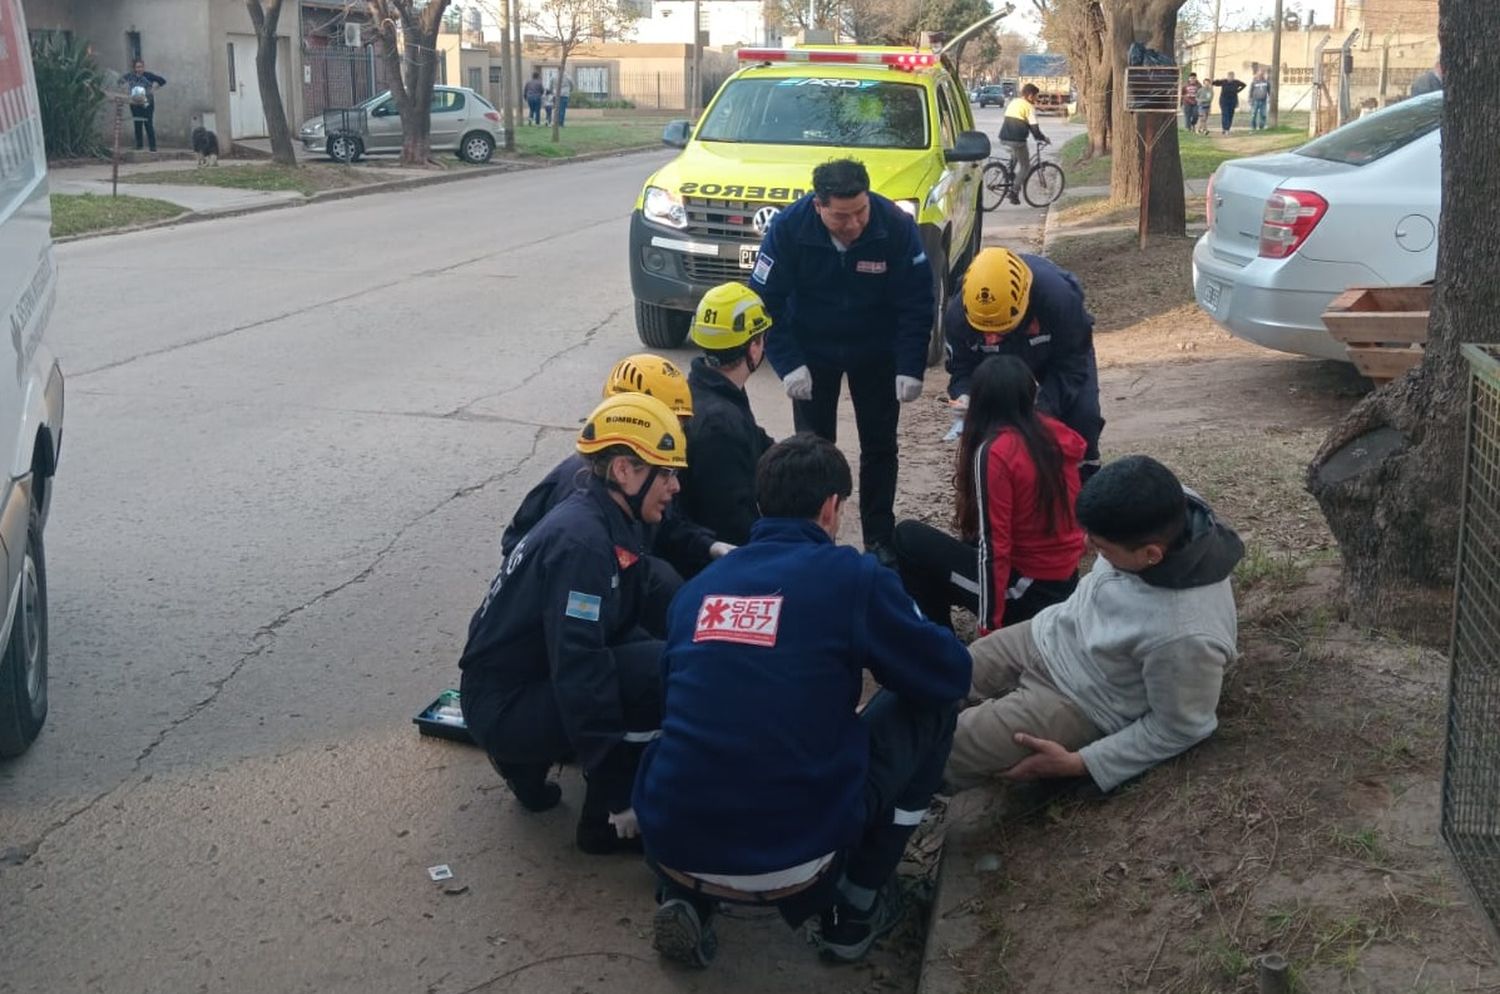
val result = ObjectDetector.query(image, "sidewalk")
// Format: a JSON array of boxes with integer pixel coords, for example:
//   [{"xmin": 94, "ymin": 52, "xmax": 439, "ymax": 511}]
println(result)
[{"xmin": 49, "ymin": 160, "xmax": 306, "ymax": 213}]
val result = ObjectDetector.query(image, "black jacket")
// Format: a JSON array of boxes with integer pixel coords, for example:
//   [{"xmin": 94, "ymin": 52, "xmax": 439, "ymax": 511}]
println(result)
[
  {"xmin": 500, "ymin": 453, "xmax": 716, "ymax": 576},
  {"xmin": 944, "ymin": 253, "xmax": 1103, "ymax": 462},
  {"xmin": 1212, "ymin": 78, "xmax": 1247, "ymax": 108},
  {"xmin": 679, "ymin": 359, "xmax": 774, "ymax": 547},
  {"xmin": 459, "ymin": 478, "xmax": 659, "ymax": 772}
]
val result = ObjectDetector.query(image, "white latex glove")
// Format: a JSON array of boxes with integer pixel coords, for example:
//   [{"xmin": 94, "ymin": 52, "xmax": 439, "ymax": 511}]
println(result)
[
  {"xmin": 608, "ymin": 808, "xmax": 640, "ymax": 840},
  {"xmin": 709, "ymin": 541, "xmax": 737, "ymax": 559},
  {"xmin": 896, "ymin": 375, "xmax": 923, "ymax": 403},
  {"xmin": 951, "ymin": 394, "xmax": 970, "ymax": 411},
  {"xmin": 782, "ymin": 365, "xmax": 813, "ymax": 402}
]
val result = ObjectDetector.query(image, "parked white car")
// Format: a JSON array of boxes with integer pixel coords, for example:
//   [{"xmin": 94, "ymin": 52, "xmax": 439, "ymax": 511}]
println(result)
[
  {"xmin": 1192, "ymin": 93, "xmax": 1441, "ymax": 361},
  {"xmin": 298, "ymin": 85, "xmax": 504, "ymax": 164}
]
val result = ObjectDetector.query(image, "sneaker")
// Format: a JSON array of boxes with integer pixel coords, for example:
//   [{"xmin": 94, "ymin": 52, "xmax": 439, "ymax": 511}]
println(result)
[
  {"xmin": 488, "ymin": 757, "xmax": 561, "ymax": 813},
  {"xmin": 816, "ymin": 883, "xmax": 906, "ymax": 963},
  {"xmin": 653, "ymin": 899, "xmax": 718, "ymax": 968},
  {"xmin": 867, "ymin": 543, "xmax": 899, "ymax": 570}
]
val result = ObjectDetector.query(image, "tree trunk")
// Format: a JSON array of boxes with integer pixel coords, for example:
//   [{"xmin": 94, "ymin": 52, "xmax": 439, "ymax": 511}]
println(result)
[
  {"xmin": 370, "ymin": 0, "xmax": 450, "ymax": 165},
  {"xmin": 1306, "ymin": 0, "xmax": 1500, "ymax": 631},
  {"xmin": 550, "ymin": 52, "xmax": 568, "ymax": 144},
  {"xmin": 1077, "ymin": 1, "xmax": 1111, "ymax": 159},
  {"xmin": 497, "ymin": 0, "xmax": 515, "ymax": 150},
  {"xmin": 246, "ymin": 0, "xmax": 297, "ymax": 166},
  {"xmin": 1103, "ymin": 0, "xmax": 1185, "ymax": 234}
]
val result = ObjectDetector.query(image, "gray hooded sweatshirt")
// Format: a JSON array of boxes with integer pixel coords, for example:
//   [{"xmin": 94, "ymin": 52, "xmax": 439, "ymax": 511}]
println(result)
[{"xmin": 1031, "ymin": 493, "xmax": 1243, "ymax": 792}]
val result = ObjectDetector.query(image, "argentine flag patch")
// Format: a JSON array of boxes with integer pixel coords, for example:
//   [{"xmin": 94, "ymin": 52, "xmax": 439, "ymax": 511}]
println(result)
[{"xmin": 565, "ymin": 591, "xmax": 602, "ymax": 622}]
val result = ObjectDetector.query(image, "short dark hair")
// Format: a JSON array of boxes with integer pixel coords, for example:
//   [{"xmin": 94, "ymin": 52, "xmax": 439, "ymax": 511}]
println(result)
[
  {"xmin": 812, "ymin": 159, "xmax": 870, "ymax": 202},
  {"xmin": 1075, "ymin": 455, "xmax": 1188, "ymax": 548},
  {"xmin": 756, "ymin": 433, "xmax": 852, "ymax": 519},
  {"xmin": 1021, "ymin": 83, "xmax": 1040, "ymax": 98}
]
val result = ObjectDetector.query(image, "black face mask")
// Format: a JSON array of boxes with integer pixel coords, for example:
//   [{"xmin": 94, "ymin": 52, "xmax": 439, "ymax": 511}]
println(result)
[{"xmin": 608, "ymin": 463, "xmax": 660, "ymax": 521}]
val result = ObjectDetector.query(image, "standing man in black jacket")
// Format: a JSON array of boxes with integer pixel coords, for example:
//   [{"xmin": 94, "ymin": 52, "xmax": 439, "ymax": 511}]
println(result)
[
  {"xmin": 750, "ymin": 158, "xmax": 934, "ymax": 566},
  {"xmin": 1211, "ymin": 72, "xmax": 1247, "ymax": 134},
  {"xmin": 678, "ymin": 282, "xmax": 776, "ymax": 548}
]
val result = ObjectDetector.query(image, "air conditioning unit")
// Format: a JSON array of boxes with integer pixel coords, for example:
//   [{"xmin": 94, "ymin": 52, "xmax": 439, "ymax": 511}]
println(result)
[{"xmin": 344, "ymin": 22, "xmax": 362, "ymax": 48}]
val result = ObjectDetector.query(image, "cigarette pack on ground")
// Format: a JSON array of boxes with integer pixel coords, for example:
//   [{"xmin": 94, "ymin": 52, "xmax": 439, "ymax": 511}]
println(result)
[{"xmin": 413, "ymin": 689, "xmax": 477, "ymax": 745}]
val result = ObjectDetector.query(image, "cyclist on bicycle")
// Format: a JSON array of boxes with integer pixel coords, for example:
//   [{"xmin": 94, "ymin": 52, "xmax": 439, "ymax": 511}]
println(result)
[
  {"xmin": 999, "ymin": 84, "xmax": 1050, "ymax": 206},
  {"xmin": 944, "ymin": 248, "xmax": 1103, "ymax": 479}
]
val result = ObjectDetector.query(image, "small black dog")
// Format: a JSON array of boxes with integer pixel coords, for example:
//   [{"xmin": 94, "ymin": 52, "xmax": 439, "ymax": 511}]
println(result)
[{"xmin": 191, "ymin": 126, "xmax": 220, "ymax": 167}]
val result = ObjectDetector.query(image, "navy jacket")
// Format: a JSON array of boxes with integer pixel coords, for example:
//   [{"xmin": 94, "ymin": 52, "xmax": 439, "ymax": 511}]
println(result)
[
  {"xmin": 500, "ymin": 454, "xmax": 716, "ymax": 577},
  {"xmin": 460, "ymin": 478, "xmax": 658, "ymax": 772},
  {"xmin": 679, "ymin": 359, "xmax": 774, "ymax": 547},
  {"xmin": 633, "ymin": 518, "xmax": 971, "ymax": 876},
  {"xmin": 751, "ymin": 192, "xmax": 935, "ymax": 380},
  {"xmin": 944, "ymin": 253, "xmax": 1103, "ymax": 462}
]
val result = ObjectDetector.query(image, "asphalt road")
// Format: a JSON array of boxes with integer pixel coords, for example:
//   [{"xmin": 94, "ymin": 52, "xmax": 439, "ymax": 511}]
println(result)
[{"xmin": 0, "ymin": 104, "xmax": 1066, "ymax": 994}]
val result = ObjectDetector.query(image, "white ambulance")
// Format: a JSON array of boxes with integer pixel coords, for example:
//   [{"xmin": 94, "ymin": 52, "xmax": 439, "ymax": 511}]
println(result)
[{"xmin": 1, "ymin": 0, "xmax": 65, "ymax": 756}]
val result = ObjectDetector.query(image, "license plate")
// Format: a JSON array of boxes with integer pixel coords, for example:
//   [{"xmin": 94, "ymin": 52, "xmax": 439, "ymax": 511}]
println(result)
[
  {"xmin": 1202, "ymin": 279, "xmax": 1222, "ymax": 310},
  {"xmin": 739, "ymin": 245, "xmax": 758, "ymax": 270}
]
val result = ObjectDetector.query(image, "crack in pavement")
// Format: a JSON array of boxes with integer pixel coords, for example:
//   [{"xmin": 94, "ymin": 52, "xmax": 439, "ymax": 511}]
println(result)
[
  {"xmin": 443, "ymin": 305, "xmax": 625, "ymax": 421},
  {"xmin": 9, "ymin": 426, "xmax": 553, "ymax": 864},
  {"xmin": 69, "ymin": 213, "xmax": 627, "ymax": 381}
]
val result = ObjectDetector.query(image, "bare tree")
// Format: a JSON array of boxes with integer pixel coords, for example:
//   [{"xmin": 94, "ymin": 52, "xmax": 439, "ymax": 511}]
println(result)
[
  {"xmin": 366, "ymin": 0, "xmax": 453, "ymax": 165},
  {"xmin": 245, "ymin": 0, "xmax": 297, "ymax": 165},
  {"xmin": 1306, "ymin": 0, "xmax": 1500, "ymax": 629},
  {"xmin": 1101, "ymin": 0, "xmax": 1187, "ymax": 233},
  {"xmin": 525, "ymin": 0, "xmax": 639, "ymax": 144},
  {"xmin": 1034, "ymin": 0, "xmax": 1111, "ymax": 158}
]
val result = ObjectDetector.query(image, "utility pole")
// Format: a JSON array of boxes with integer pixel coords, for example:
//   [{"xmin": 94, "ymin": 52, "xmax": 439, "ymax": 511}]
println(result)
[
  {"xmin": 1206, "ymin": 0, "xmax": 1223, "ymax": 84},
  {"xmin": 1269, "ymin": 0, "xmax": 1283, "ymax": 126},
  {"xmin": 691, "ymin": 0, "xmax": 703, "ymax": 116},
  {"xmin": 511, "ymin": 0, "xmax": 524, "ymax": 122},
  {"xmin": 497, "ymin": 0, "xmax": 516, "ymax": 147}
]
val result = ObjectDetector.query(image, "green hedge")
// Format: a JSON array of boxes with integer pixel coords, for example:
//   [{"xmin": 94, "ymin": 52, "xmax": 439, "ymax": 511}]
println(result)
[{"xmin": 30, "ymin": 33, "xmax": 105, "ymax": 159}]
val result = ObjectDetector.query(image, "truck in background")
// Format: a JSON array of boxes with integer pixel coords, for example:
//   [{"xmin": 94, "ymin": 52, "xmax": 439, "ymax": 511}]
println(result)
[{"xmin": 1017, "ymin": 53, "xmax": 1072, "ymax": 115}]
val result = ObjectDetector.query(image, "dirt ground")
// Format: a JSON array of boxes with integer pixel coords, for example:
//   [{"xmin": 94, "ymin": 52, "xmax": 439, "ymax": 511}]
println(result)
[{"xmin": 893, "ymin": 228, "xmax": 1500, "ymax": 993}]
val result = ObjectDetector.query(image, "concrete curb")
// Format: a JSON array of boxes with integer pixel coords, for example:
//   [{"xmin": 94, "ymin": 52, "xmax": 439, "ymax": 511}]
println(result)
[
  {"xmin": 915, "ymin": 790, "xmax": 1006, "ymax": 994},
  {"xmin": 53, "ymin": 142, "xmax": 664, "ymax": 243}
]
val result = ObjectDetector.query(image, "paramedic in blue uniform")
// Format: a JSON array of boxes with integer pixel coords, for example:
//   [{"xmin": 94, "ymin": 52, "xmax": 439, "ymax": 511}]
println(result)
[
  {"xmin": 945, "ymin": 247, "xmax": 1104, "ymax": 478},
  {"xmin": 458, "ymin": 393, "xmax": 687, "ymax": 855},
  {"xmin": 634, "ymin": 433, "xmax": 971, "ymax": 968},
  {"xmin": 750, "ymin": 158, "xmax": 935, "ymax": 566}
]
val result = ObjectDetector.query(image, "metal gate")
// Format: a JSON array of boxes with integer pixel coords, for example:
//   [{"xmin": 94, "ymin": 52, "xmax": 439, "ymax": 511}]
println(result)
[
  {"xmin": 304, "ymin": 46, "xmax": 388, "ymax": 120},
  {"xmin": 1443, "ymin": 343, "xmax": 1500, "ymax": 952}
]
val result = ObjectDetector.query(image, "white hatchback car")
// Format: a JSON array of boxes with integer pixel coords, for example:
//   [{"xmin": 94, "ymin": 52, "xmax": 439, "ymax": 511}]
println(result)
[{"xmin": 1192, "ymin": 93, "xmax": 1441, "ymax": 360}]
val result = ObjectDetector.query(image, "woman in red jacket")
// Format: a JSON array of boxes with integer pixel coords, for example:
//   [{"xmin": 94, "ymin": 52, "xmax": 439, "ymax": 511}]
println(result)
[{"xmin": 893, "ymin": 356, "xmax": 1086, "ymax": 632}]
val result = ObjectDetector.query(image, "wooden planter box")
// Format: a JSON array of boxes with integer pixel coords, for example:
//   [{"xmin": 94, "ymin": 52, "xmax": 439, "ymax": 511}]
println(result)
[{"xmin": 1321, "ymin": 285, "xmax": 1432, "ymax": 384}]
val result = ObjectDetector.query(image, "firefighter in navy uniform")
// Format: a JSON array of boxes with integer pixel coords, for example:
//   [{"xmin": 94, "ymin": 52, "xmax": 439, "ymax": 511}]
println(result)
[
  {"xmin": 458, "ymin": 393, "xmax": 688, "ymax": 854},
  {"xmin": 499, "ymin": 355, "xmax": 723, "ymax": 576},
  {"xmin": 945, "ymin": 247, "xmax": 1104, "ymax": 478},
  {"xmin": 679, "ymin": 283, "xmax": 777, "ymax": 547}
]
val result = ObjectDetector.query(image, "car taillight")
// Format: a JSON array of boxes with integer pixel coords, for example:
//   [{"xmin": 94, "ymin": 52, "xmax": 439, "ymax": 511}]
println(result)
[
  {"xmin": 1258, "ymin": 188, "xmax": 1328, "ymax": 259},
  {"xmin": 1205, "ymin": 171, "xmax": 1216, "ymax": 228},
  {"xmin": 484, "ymin": 111, "xmax": 500, "ymax": 122}
]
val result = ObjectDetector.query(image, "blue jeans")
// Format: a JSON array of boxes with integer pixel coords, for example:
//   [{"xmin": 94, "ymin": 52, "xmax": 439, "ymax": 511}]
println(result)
[
  {"xmin": 1250, "ymin": 99, "xmax": 1268, "ymax": 129},
  {"xmin": 558, "ymin": 95, "xmax": 569, "ymax": 126},
  {"xmin": 1183, "ymin": 103, "xmax": 1198, "ymax": 130},
  {"xmin": 1221, "ymin": 105, "xmax": 1237, "ymax": 133},
  {"xmin": 526, "ymin": 96, "xmax": 540, "ymax": 124}
]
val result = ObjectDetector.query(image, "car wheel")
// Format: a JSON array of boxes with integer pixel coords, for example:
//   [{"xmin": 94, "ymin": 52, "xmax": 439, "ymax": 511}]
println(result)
[
  {"xmin": 460, "ymin": 131, "xmax": 495, "ymax": 164},
  {"xmin": 635, "ymin": 301, "xmax": 691, "ymax": 349},
  {"xmin": 327, "ymin": 134, "xmax": 364, "ymax": 163},
  {"xmin": 0, "ymin": 507, "xmax": 48, "ymax": 757}
]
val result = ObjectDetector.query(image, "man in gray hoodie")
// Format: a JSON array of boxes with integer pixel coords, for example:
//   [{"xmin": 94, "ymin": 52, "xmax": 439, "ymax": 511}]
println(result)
[{"xmin": 945, "ymin": 455, "xmax": 1242, "ymax": 793}]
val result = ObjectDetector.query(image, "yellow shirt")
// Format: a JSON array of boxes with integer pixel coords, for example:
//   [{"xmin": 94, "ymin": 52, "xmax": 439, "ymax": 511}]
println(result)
[{"xmin": 1003, "ymin": 97, "xmax": 1037, "ymax": 125}]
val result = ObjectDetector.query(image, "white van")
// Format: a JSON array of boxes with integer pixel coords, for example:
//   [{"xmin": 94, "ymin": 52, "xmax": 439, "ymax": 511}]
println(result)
[{"xmin": 1, "ymin": 0, "xmax": 65, "ymax": 756}]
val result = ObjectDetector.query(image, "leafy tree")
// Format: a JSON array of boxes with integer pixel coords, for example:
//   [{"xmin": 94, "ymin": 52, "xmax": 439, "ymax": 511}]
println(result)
[{"xmin": 524, "ymin": 0, "xmax": 639, "ymax": 143}]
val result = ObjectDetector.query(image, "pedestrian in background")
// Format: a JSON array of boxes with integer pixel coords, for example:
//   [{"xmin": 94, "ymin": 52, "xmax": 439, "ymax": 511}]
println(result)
[
  {"xmin": 543, "ymin": 84, "xmax": 555, "ymax": 126},
  {"xmin": 121, "ymin": 58, "xmax": 166, "ymax": 152},
  {"xmin": 749, "ymin": 158, "xmax": 935, "ymax": 567},
  {"xmin": 557, "ymin": 73, "xmax": 574, "ymax": 127},
  {"xmin": 523, "ymin": 70, "xmax": 544, "ymax": 125},
  {"xmin": 1249, "ymin": 70, "xmax": 1271, "ymax": 130},
  {"xmin": 1410, "ymin": 59, "xmax": 1443, "ymax": 95},
  {"xmin": 1211, "ymin": 72, "xmax": 1246, "ymax": 134},
  {"xmin": 1181, "ymin": 73, "xmax": 1201, "ymax": 131},
  {"xmin": 1195, "ymin": 81, "xmax": 1213, "ymax": 134}
]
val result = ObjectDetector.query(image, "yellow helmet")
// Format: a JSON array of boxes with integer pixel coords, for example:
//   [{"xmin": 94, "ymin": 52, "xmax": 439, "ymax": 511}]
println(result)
[
  {"xmin": 962, "ymin": 248, "xmax": 1034, "ymax": 334},
  {"xmin": 577, "ymin": 392, "xmax": 688, "ymax": 469},
  {"xmin": 603, "ymin": 354, "xmax": 693, "ymax": 418},
  {"xmin": 690, "ymin": 282, "xmax": 772, "ymax": 352}
]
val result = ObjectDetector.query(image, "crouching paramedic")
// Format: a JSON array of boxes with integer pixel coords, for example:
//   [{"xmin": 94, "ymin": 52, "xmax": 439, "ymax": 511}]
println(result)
[
  {"xmin": 458, "ymin": 393, "xmax": 688, "ymax": 854},
  {"xmin": 499, "ymin": 354, "xmax": 723, "ymax": 576},
  {"xmin": 946, "ymin": 247, "xmax": 1104, "ymax": 478},
  {"xmin": 634, "ymin": 434, "xmax": 971, "ymax": 968},
  {"xmin": 945, "ymin": 456, "xmax": 1243, "ymax": 795}
]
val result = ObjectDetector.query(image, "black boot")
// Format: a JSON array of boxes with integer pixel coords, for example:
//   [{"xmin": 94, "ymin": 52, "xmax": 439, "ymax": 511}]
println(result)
[
  {"xmin": 489, "ymin": 756, "xmax": 562, "ymax": 812},
  {"xmin": 576, "ymin": 774, "xmax": 643, "ymax": 855}
]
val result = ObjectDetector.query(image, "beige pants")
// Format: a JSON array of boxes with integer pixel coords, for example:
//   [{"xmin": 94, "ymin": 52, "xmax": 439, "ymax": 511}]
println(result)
[{"xmin": 945, "ymin": 621, "xmax": 1102, "ymax": 790}]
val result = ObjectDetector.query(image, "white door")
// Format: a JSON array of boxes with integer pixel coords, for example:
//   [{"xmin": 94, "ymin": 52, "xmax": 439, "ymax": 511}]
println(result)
[{"xmin": 227, "ymin": 35, "xmax": 267, "ymax": 138}]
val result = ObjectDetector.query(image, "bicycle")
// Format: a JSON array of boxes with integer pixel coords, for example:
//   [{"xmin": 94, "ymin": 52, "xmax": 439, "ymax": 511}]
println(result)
[{"xmin": 980, "ymin": 139, "xmax": 1067, "ymax": 211}]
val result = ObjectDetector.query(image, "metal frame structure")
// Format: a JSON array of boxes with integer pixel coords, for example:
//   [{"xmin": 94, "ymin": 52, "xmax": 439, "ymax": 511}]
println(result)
[
  {"xmin": 1124, "ymin": 65, "xmax": 1180, "ymax": 250},
  {"xmin": 1444, "ymin": 342, "xmax": 1500, "ymax": 955}
]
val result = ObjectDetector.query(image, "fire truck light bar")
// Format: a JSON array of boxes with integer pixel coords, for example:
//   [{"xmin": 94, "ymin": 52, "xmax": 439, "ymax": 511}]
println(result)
[{"xmin": 735, "ymin": 49, "xmax": 937, "ymax": 69}]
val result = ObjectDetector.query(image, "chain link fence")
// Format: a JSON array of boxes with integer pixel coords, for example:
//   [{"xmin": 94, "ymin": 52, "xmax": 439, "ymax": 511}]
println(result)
[{"xmin": 1443, "ymin": 343, "xmax": 1500, "ymax": 952}]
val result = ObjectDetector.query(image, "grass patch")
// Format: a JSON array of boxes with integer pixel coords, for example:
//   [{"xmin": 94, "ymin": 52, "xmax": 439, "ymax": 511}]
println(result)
[
  {"xmin": 509, "ymin": 117, "xmax": 675, "ymax": 158},
  {"xmin": 50, "ymin": 192, "xmax": 185, "ymax": 237},
  {"xmin": 1060, "ymin": 124, "xmax": 1309, "ymax": 188},
  {"xmin": 1052, "ymin": 192, "xmax": 1206, "ymax": 229},
  {"xmin": 121, "ymin": 163, "xmax": 372, "ymax": 196}
]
